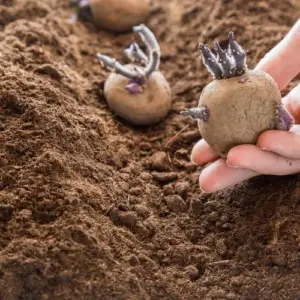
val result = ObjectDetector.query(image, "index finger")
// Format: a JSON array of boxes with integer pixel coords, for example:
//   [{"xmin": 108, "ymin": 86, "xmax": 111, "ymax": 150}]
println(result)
[
  {"xmin": 255, "ymin": 19, "xmax": 300, "ymax": 90},
  {"xmin": 191, "ymin": 139, "xmax": 219, "ymax": 165}
]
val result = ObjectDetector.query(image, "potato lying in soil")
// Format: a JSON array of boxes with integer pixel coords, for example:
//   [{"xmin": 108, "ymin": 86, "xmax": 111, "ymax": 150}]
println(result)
[
  {"xmin": 97, "ymin": 24, "xmax": 172, "ymax": 125},
  {"xmin": 181, "ymin": 32, "xmax": 294, "ymax": 158},
  {"xmin": 73, "ymin": 0, "xmax": 150, "ymax": 32}
]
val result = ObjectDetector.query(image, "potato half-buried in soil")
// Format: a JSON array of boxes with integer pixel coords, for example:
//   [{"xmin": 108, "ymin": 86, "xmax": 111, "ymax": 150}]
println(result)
[
  {"xmin": 104, "ymin": 69, "xmax": 172, "ymax": 125},
  {"xmin": 198, "ymin": 69, "xmax": 281, "ymax": 157},
  {"xmin": 90, "ymin": 0, "xmax": 150, "ymax": 32}
]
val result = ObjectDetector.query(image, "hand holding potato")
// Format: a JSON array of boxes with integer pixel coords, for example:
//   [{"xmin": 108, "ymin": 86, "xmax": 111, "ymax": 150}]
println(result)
[{"xmin": 191, "ymin": 19, "xmax": 300, "ymax": 193}]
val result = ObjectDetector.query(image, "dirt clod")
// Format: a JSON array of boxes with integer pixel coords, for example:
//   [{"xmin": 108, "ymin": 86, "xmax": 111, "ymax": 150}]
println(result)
[
  {"xmin": 0, "ymin": 204, "xmax": 13, "ymax": 222},
  {"xmin": 208, "ymin": 288, "xmax": 227, "ymax": 299},
  {"xmin": 129, "ymin": 187, "xmax": 143, "ymax": 196},
  {"xmin": 119, "ymin": 211, "xmax": 138, "ymax": 228},
  {"xmin": 207, "ymin": 211, "xmax": 220, "ymax": 223},
  {"xmin": 186, "ymin": 265, "xmax": 200, "ymax": 281},
  {"xmin": 231, "ymin": 276, "xmax": 244, "ymax": 287},
  {"xmin": 189, "ymin": 197, "xmax": 203, "ymax": 216},
  {"xmin": 149, "ymin": 151, "xmax": 170, "ymax": 171},
  {"xmin": 215, "ymin": 238, "xmax": 227, "ymax": 257},
  {"xmin": 175, "ymin": 181, "xmax": 190, "ymax": 196},
  {"xmin": 270, "ymin": 255, "xmax": 288, "ymax": 267},
  {"xmin": 140, "ymin": 172, "xmax": 153, "ymax": 182},
  {"xmin": 163, "ymin": 184, "xmax": 175, "ymax": 196},
  {"xmin": 165, "ymin": 195, "xmax": 187, "ymax": 212},
  {"xmin": 133, "ymin": 204, "xmax": 151, "ymax": 219},
  {"xmin": 226, "ymin": 292, "xmax": 238, "ymax": 299},
  {"xmin": 108, "ymin": 206, "xmax": 120, "ymax": 224},
  {"xmin": 152, "ymin": 172, "xmax": 178, "ymax": 183}
]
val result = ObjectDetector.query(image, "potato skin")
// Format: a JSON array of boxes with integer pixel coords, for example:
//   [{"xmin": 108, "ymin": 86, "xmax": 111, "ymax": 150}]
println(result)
[
  {"xmin": 90, "ymin": 0, "xmax": 150, "ymax": 32},
  {"xmin": 198, "ymin": 69, "xmax": 281, "ymax": 158},
  {"xmin": 104, "ymin": 66, "xmax": 172, "ymax": 125}
]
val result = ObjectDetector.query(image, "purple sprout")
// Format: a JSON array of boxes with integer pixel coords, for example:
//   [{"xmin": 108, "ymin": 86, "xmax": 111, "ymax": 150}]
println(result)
[
  {"xmin": 124, "ymin": 41, "xmax": 149, "ymax": 65},
  {"xmin": 126, "ymin": 76, "xmax": 146, "ymax": 94},
  {"xmin": 181, "ymin": 106, "xmax": 210, "ymax": 122},
  {"xmin": 182, "ymin": 32, "xmax": 249, "ymax": 121},
  {"xmin": 97, "ymin": 24, "xmax": 160, "ymax": 94},
  {"xmin": 199, "ymin": 31, "xmax": 248, "ymax": 80},
  {"xmin": 275, "ymin": 104, "xmax": 294, "ymax": 131}
]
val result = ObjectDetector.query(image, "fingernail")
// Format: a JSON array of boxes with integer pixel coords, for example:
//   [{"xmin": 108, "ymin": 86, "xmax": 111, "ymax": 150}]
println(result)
[
  {"xmin": 226, "ymin": 161, "xmax": 240, "ymax": 168},
  {"xmin": 200, "ymin": 185, "xmax": 209, "ymax": 193},
  {"xmin": 256, "ymin": 144, "xmax": 270, "ymax": 151},
  {"xmin": 191, "ymin": 155, "xmax": 206, "ymax": 166},
  {"xmin": 200, "ymin": 187, "xmax": 207, "ymax": 193},
  {"xmin": 190, "ymin": 155, "xmax": 197, "ymax": 165},
  {"xmin": 257, "ymin": 147, "xmax": 269, "ymax": 151}
]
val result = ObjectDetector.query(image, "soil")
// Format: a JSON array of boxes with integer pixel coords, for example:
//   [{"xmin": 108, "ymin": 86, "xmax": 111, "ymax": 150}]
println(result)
[{"xmin": 1, "ymin": 0, "xmax": 300, "ymax": 299}]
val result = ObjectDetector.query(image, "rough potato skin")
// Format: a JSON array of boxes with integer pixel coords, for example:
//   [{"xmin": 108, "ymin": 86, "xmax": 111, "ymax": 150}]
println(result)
[
  {"xmin": 90, "ymin": 0, "xmax": 150, "ymax": 32},
  {"xmin": 198, "ymin": 69, "xmax": 281, "ymax": 157},
  {"xmin": 104, "ymin": 66, "xmax": 172, "ymax": 125}
]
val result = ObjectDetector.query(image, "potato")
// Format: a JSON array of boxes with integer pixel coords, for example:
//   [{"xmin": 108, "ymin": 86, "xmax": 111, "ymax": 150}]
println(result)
[
  {"xmin": 104, "ymin": 65, "xmax": 171, "ymax": 125},
  {"xmin": 98, "ymin": 25, "xmax": 172, "ymax": 126},
  {"xmin": 198, "ymin": 70, "xmax": 281, "ymax": 157},
  {"xmin": 90, "ymin": 0, "xmax": 150, "ymax": 32}
]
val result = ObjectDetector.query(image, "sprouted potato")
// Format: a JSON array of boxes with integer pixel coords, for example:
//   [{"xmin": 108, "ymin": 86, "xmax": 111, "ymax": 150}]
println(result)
[
  {"xmin": 97, "ymin": 24, "xmax": 172, "ymax": 125},
  {"xmin": 181, "ymin": 32, "xmax": 294, "ymax": 158}
]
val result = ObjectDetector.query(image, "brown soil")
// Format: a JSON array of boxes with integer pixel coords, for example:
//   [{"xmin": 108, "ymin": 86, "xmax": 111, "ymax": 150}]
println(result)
[{"xmin": 1, "ymin": 0, "xmax": 300, "ymax": 299}]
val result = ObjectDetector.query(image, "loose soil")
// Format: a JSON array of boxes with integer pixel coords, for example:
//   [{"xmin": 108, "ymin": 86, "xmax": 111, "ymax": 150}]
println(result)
[{"xmin": 1, "ymin": 0, "xmax": 300, "ymax": 299}]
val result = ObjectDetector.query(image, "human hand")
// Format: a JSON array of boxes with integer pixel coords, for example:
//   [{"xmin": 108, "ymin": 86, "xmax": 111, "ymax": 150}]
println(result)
[{"xmin": 191, "ymin": 19, "xmax": 300, "ymax": 193}]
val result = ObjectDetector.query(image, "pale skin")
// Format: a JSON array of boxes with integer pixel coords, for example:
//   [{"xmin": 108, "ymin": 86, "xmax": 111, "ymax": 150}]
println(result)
[{"xmin": 191, "ymin": 19, "xmax": 300, "ymax": 193}]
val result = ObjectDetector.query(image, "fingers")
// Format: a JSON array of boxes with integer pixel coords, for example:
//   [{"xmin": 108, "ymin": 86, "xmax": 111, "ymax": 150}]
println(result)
[
  {"xmin": 255, "ymin": 18, "xmax": 300, "ymax": 90},
  {"xmin": 199, "ymin": 159, "xmax": 258, "ymax": 193},
  {"xmin": 191, "ymin": 141, "xmax": 256, "ymax": 193},
  {"xmin": 227, "ymin": 144, "xmax": 300, "ymax": 175},
  {"xmin": 191, "ymin": 139, "xmax": 219, "ymax": 165},
  {"xmin": 256, "ymin": 125, "xmax": 300, "ymax": 159},
  {"xmin": 282, "ymin": 84, "xmax": 300, "ymax": 123}
]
